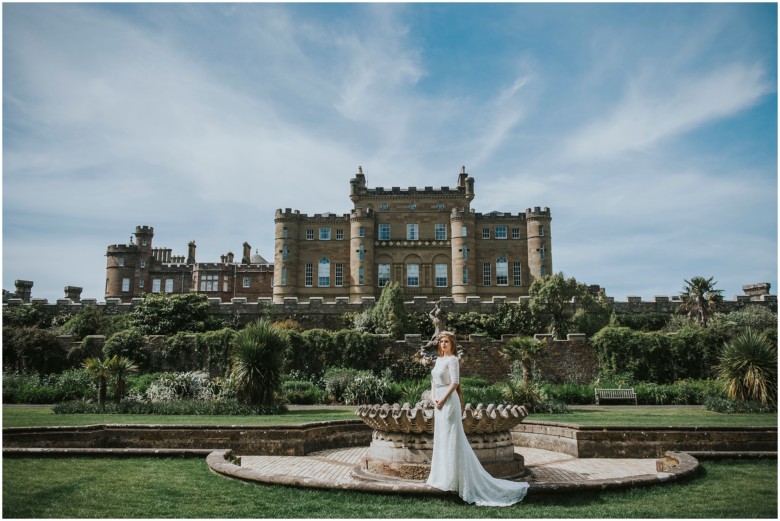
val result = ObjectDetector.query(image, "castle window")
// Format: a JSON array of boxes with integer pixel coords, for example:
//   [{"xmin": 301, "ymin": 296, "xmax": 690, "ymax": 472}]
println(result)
[
  {"xmin": 407, "ymin": 264, "xmax": 419, "ymax": 287},
  {"xmin": 379, "ymin": 224, "xmax": 390, "ymax": 241},
  {"xmin": 359, "ymin": 266, "xmax": 364, "ymax": 285},
  {"xmin": 319, "ymin": 227, "xmax": 331, "ymax": 240},
  {"xmin": 122, "ymin": 277, "xmax": 130, "ymax": 292},
  {"xmin": 541, "ymin": 265, "xmax": 547, "ymax": 276},
  {"xmin": 435, "ymin": 264, "xmax": 448, "ymax": 287},
  {"xmin": 512, "ymin": 228, "xmax": 520, "ymax": 239},
  {"xmin": 378, "ymin": 264, "xmax": 390, "ymax": 287},
  {"xmin": 336, "ymin": 229, "xmax": 344, "ymax": 240},
  {"xmin": 140, "ymin": 260, "xmax": 145, "ymax": 269},
  {"xmin": 407, "ymin": 224, "xmax": 419, "ymax": 241},
  {"xmin": 482, "ymin": 262, "xmax": 491, "ymax": 286},
  {"xmin": 435, "ymin": 224, "xmax": 447, "ymax": 241},
  {"xmin": 482, "ymin": 228, "xmax": 490, "ymax": 239},
  {"xmin": 495, "ymin": 226, "xmax": 507, "ymax": 239},
  {"xmin": 513, "ymin": 262, "xmax": 522, "ymax": 286},
  {"xmin": 318, "ymin": 258, "xmax": 330, "ymax": 287},
  {"xmin": 281, "ymin": 267, "xmax": 287, "ymax": 286},
  {"xmin": 463, "ymin": 267, "xmax": 469, "ymax": 284},
  {"xmin": 380, "ymin": 203, "xmax": 389, "ymax": 210},
  {"xmin": 436, "ymin": 202, "xmax": 445, "ymax": 210},
  {"xmin": 165, "ymin": 279, "xmax": 173, "ymax": 293},
  {"xmin": 539, "ymin": 245, "xmax": 546, "ymax": 261},
  {"xmin": 306, "ymin": 229, "xmax": 314, "ymax": 240},
  {"xmin": 152, "ymin": 279, "xmax": 161, "ymax": 293},
  {"xmin": 200, "ymin": 274, "xmax": 219, "ymax": 292},
  {"xmin": 305, "ymin": 263, "xmax": 313, "ymax": 287},
  {"xmin": 139, "ymin": 279, "xmax": 144, "ymax": 289},
  {"xmin": 462, "ymin": 245, "xmax": 468, "ymax": 260},
  {"xmin": 335, "ymin": 263, "xmax": 343, "ymax": 287},
  {"xmin": 142, "ymin": 238, "xmax": 147, "ymax": 246},
  {"xmin": 359, "ymin": 244, "xmax": 365, "ymax": 261},
  {"xmin": 359, "ymin": 226, "xmax": 365, "ymax": 237},
  {"xmin": 539, "ymin": 225, "xmax": 545, "ymax": 236},
  {"xmin": 243, "ymin": 277, "xmax": 251, "ymax": 288},
  {"xmin": 496, "ymin": 257, "xmax": 508, "ymax": 286},
  {"xmin": 283, "ymin": 227, "xmax": 288, "ymax": 238},
  {"xmin": 461, "ymin": 226, "xmax": 467, "ymax": 237},
  {"xmin": 282, "ymin": 245, "xmax": 288, "ymax": 261},
  {"xmin": 408, "ymin": 202, "xmax": 416, "ymax": 210},
  {"xmin": 119, "ymin": 256, "xmax": 125, "ymax": 267}
]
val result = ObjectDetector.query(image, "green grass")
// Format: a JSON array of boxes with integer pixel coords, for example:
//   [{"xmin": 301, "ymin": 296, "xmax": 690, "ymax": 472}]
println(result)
[
  {"xmin": 526, "ymin": 406, "xmax": 778, "ymax": 428},
  {"xmin": 2, "ymin": 456, "xmax": 776, "ymax": 518},
  {"xmin": 4, "ymin": 405, "xmax": 776, "ymax": 428}
]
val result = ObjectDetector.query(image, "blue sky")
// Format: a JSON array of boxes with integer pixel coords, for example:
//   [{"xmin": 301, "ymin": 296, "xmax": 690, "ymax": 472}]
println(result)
[{"xmin": 3, "ymin": 2, "xmax": 777, "ymax": 303}]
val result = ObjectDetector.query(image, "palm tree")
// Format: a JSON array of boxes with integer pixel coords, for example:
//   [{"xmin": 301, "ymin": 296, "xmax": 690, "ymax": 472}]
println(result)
[
  {"xmin": 680, "ymin": 276, "xmax": 723, "ymax": 327},
  {"xmin": 231, "ymin": 319, "xmax": 287, "ymax": 406},
  {"xmin": 501, "ymin": 336, "xmax": 547, "ymax": 385},
  {"xmin": 83, "ymin": 356, "xmax": 111, "ymax": 408},
  {"xmin": 717, "ymin": 329, "xmax": 777, "ymax": 405},
  {"xmin": 107, "ymin": 355, "xmax": 138, "ymax": 403}
]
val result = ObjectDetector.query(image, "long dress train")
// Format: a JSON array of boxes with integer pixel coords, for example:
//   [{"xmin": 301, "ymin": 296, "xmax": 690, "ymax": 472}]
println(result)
[{"xmin": 425, "ymin": 356, "xmax": 529, "ymax": 506}]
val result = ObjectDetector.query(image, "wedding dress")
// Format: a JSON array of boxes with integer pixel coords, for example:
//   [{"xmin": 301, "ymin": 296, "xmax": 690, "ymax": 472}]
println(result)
[{"xmin": 425, "ymin": 355, "xmax": 529, "ymax": 506}]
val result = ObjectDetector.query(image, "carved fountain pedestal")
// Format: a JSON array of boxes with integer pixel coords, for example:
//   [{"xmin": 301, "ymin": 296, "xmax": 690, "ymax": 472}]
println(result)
[{"xmin": 354, "ymin": 402, "xmax": 528, "ymax": 482}]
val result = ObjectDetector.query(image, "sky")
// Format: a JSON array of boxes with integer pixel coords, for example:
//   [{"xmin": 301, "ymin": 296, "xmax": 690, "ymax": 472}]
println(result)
[{"xmin": 2, "ymin": 2, "xmax": 778, "ymax": 303}]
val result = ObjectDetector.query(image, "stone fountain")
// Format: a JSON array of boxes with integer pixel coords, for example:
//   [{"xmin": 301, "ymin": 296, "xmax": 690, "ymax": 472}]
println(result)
[{"xmin": 353, "ymin": 303, "xmax": 529, "ymax": 482}]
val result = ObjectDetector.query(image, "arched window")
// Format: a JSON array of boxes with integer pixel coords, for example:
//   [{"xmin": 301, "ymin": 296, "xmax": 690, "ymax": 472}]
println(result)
[
  {"xmin": 496, "ymin": 257, "xmax": 508, "ymax": 286},
  {"xmin": 318, "ymin": 257, "xmax": 330, "ymax": 287}
]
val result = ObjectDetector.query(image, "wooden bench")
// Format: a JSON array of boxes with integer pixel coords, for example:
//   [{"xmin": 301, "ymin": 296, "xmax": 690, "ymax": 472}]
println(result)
[{"xmin": 594, "ymin": 388, "xmax": 637, "ymax": 405}]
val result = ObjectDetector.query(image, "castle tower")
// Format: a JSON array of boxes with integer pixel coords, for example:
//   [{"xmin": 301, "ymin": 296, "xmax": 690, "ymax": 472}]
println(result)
[
  {"xmin": 14, "ymin": 280, "xmax": 33, "ymax": 303},
  {"xmin": 134, "ymin": 225, "xmax": 154, "ymax": 253},
  {"xmin": 450, "ymin": 208, "xmax": 477, "ymax": 303},
  {"xmin": 526, "ymin": 207, "xmax": 552, "ymax": 282},
  {"xmin": 349, "ymin": 206, "xmax": 375, "ymax": 302},
  {"xmin": 106, "ymin": 227, "xmax": 144, "ymax": 301},
  {"xmin": 273, "ymin": 209, "xmax": 300, "ymax": 303}
]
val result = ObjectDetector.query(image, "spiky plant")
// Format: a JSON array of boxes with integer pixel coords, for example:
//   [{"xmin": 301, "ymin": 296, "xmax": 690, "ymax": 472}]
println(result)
[
  {"xmin": 716, "ymin": 328, "xmax": 777, "ymax": 405},
  {"xmin": 501, "ymin": 336, "xmax": 546, "ymax": 384},
  {"xmin": 107, "ymin": 355, "xmax": 138, "ymax": 403},
  {"xmin": 231, "ymin": 319, "xmax": 287, "ymax": 406},
  {"xmin": 83, "ymin": 356, "xmax": 111, "ymax": 408}
]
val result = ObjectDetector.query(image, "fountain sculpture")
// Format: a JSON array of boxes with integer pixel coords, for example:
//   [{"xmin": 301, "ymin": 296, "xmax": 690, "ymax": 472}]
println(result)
[{"xmin": 354, "ymin": 303, "xmax": 529, "ymax": 482}]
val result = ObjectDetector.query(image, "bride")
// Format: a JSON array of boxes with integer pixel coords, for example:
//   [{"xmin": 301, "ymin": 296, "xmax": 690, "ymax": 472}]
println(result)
[{"xmin": 426, "ymin": 331, "xmax": 529, "ymax": 506}]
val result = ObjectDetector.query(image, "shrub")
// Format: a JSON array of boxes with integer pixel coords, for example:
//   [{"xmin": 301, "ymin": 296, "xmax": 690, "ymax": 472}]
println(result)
[
  {"xmin": 717, "ymin": 329, "xmax": 777, "ymax": 405},
  {"xmin": 501, "ymin": 379, "xmax": 544, "ymax": 409},
  {"xmin": 162, "ymin": 332, "xmax": 199, "ymax": 371},
  {"xmin": 323, "ymin": 367, "xmax": 365, "ymax": 403},
  {"xmin": 377, "ymin": 349, "xmax": 430, "ymax": 381},
  {"xmin": 343, "ymin": 373, "xmax": 390, "ymax": 405},
  {"xmin": 333, "ymin": 329, "xmax": 376, "ymax": 370},
  {"xmin": 538, "ymin": 381, "xmax": 593, "ymax": 405},
  {"xmin": 614, "ymin": 312, "xmax": 671, "ymax": 332},
  {"xmin": 390, "ymin": 379, "xmax": 429, "ymax": 405},
  {"xmin": 145, "ymin": 371, "xmax": 215, "ymax": 402},
  {"xmin": 103, "ymin": 329, "xmax": 146, "ymax": 368},
  {"xmin": 462, "ymin": 382, "xmax": 505, "ymax": 406},
  {"xmin": 2, "ymin": 303, "xmax": 52, "ymax": 328},
  {"xmin": 231, "ymin": 319, "xmax": 286, "ymax": 406},
  {"xmin": 281, "ymin": 380, "xmax": 323, "ymax": 405},
  {"xmin": 2, "ymin": 326, "xmax": 70, "ymax": 374},
  {"xmin": 130, "ymin": 293, "xmax": 213, "ymax": 335},
  {"xmin": 369, "ymin": 282, "xmax": 409, "ymax": 339},
  {"xmin": 532, "ymin": 399, "xmax": 570, "ymax": 414},
  {"xmin": 704, "ymin": 397, "xmax": 777, "ymax": 414},
  {"xmin": 196, "ymin": 328, "xmax": 236, "ymax": 377},
  {"xmin": 301, "ymin": 329, "xmax": 337, "ymax": 373},
  {"xmin": 52, "ymin": 399, "xmax": 287, "ymax": 415}
]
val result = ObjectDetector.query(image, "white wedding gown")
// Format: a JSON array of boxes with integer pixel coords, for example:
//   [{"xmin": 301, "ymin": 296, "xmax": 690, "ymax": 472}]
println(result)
[{"xmin": 425, "ymin": 356, "xmax": 529, "ymax": 506}]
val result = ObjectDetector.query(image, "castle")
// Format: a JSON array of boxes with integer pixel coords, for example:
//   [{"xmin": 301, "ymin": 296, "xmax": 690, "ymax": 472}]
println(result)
[
  {"xmin": 273, "ymin": 166, "xmax": 552, "ymax": 303},
  {"xmin": 100, "ymin": 166, "xmax": 552, "ymax": 304}
]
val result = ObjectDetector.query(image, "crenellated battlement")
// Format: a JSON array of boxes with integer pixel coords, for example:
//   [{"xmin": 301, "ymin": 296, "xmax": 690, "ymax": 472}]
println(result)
[
  {"xmin": 525, "ymin": 206, "xmax": 551, "ymax": 219},
  {"xmin": 107, "ymin": 243, "xmax": 138, "ymax": 253},
  {"xmin": 275, "ymin": 208, "xmax": 351, "ymax": 222},
  {"xmin": 474, "ymin": 211, "xmax": 528, "ymax": 221}
]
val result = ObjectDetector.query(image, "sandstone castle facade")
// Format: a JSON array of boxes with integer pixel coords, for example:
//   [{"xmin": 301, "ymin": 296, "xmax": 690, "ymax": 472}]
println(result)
[
  {"xmin": 103, "ymin": 166, "xmax": 552, "ymax": 303},
  {"xmin": 273, "ymin": 166, "xmax": 552, "ymax": 303}
]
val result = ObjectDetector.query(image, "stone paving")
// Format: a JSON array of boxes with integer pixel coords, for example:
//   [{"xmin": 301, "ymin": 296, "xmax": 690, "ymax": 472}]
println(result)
[{"xmin": 236, "ymin": 445, "xmax": 672, "ymax": 494}]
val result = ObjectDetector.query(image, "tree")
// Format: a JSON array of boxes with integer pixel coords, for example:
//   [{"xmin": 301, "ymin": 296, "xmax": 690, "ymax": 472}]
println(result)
[
  {"xmin": 83, "ymin": 356, "xmax": 112, "ymax": 408},
  {"xmin": 529, "ymin": 273, "xmax": 592, "ymax": 339},
  {"xmin": 680, "ymin": 276, "xmax": 723, "ymax": 327},
  {"xmin": 369, "ymin": 282, "xmax": 409, "ymax": 339},
  {"xmin": 231, "ymin": 319, "xmax": 287, "ymax": 406},
  {"xmin": 501, "ymin": 336, "xmax": 546, "ymax": 384},
  {"xmin": 130, "ymin": 293, "xmax": 213, "ymax": 335},
  {"xmin": 107, "ymin": 355, "xmax": 138, "ymax": 403},
  {"xmin": 716, "ymin": 329, "xmax": 777, "ymax": 405}
]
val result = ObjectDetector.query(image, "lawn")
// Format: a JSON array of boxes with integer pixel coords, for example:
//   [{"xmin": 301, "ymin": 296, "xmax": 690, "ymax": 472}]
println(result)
[
  {"xmin": 4, "ymin": 404, "xmax": 777, "ymax": 428},
  {"xmin": 2, "ymin": 456, "xmax": 776, "ymax": 518}
]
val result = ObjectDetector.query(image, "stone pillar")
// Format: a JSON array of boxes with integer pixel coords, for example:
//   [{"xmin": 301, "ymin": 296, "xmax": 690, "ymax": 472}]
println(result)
[
  {"xmin": 64, "ymin": 286, "xmax": 82, "ymax": 302},
  {"xmin": 14, "ymin": 280, "xmax": 33, "ymax": 303}
]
